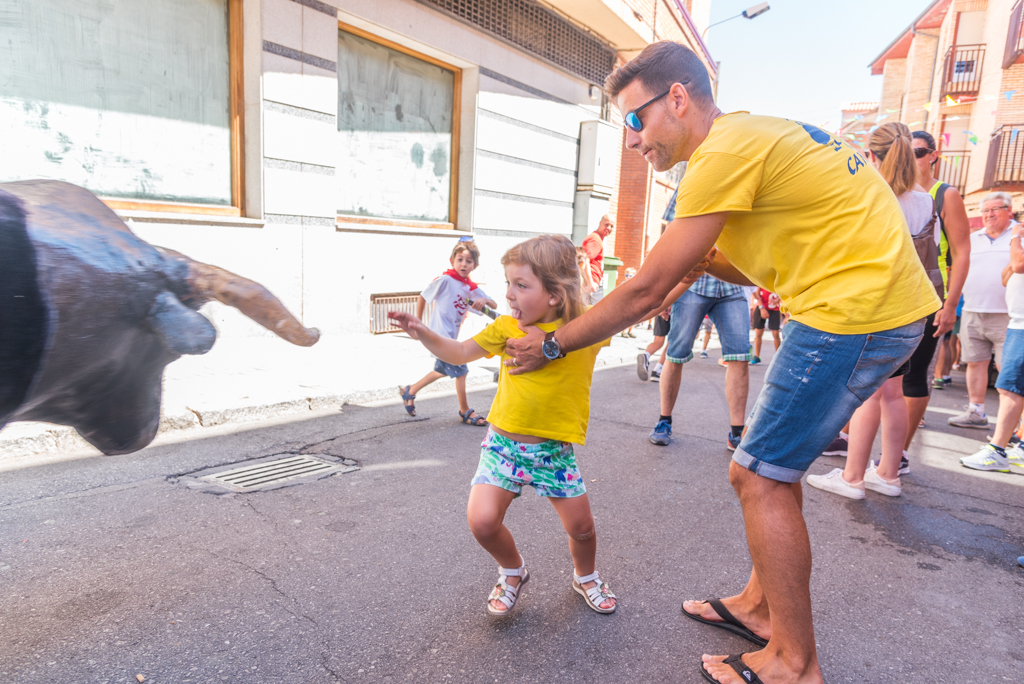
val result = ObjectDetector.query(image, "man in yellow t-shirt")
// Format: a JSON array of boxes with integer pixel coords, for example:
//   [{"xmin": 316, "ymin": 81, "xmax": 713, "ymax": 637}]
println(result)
[{"xmin": 504, "ymin": 42, "xmax": 939, "ymax": 684}]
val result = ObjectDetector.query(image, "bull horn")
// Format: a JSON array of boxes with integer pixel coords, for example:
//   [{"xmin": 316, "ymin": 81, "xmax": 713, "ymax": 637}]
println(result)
[
  {"xmin": 149, "ymin": 291, "xmax": 217, "ymax": 355},
  {"xmin": 165, "ymin": 251, "xmax": 320, "ymax": 347}
]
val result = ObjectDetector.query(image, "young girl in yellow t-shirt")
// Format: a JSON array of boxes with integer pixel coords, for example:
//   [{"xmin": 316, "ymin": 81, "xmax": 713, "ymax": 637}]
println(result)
[{"xmin": 388, "ymin": 234, "xmax": 617, "ymax": 616}]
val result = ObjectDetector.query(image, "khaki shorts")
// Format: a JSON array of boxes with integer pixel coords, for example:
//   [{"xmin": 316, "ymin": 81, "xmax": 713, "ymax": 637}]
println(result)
[{"xmin": 959, "ymin": 311, "xmax": 1009, "ymax": 364}]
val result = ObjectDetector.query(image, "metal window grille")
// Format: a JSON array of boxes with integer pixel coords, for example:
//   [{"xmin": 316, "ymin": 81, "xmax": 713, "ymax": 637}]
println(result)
[
  {"xmin": 940, "ymin": 44, "xmax": 985, "ymax": 99},
  {"xmin": 418, "ymin": 0, "xmax": 616, "ymax": 85},
  {"xmin": 370, "ymin": 292, "xmax": 420, "ymax": 334},
  {"xmin": 984, "ymin": 125, "xmax": 1024, "ymax": 189},
  {"xmin": 936, "ymin": 150, "xmax": 971, "ymax": 195},
  {"xmin": 1004, "ymin": 0, "xmax": 1024, "ymax": 69}
]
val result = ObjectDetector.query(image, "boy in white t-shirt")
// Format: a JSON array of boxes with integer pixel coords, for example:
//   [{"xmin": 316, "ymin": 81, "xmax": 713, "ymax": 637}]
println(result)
[{"xmin": 398, "ymin": 239, "xmax": 497, "ymax": 425}]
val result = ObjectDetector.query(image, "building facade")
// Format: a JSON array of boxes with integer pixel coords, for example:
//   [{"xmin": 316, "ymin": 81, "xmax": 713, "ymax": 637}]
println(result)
[
  {"xmin": 866, "ymin": 0, "xmax": 1024, "ymax": 218},
  {"xmin": 0, "ymin": 0, "xmax": 715, "ymax": 344}
]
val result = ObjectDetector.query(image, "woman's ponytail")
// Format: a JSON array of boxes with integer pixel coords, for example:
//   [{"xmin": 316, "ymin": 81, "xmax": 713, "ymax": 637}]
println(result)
[{"xmin": 869, "ymin": 122, "xmax": 917, "ymax": 196}]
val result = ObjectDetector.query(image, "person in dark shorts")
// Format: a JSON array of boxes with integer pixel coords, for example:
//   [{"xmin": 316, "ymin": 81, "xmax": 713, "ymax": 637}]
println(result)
[
  {"xmin": 637, "ymin": 309, "xmax": 671, "ymax": 381},
  {"xmin": 750, "ymin": 288, "xmax": 781, "ymax": 365}
]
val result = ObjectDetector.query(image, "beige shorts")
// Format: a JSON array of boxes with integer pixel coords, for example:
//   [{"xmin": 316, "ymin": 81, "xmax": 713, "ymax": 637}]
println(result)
[{"xmin": 959, "ymin": 311, "xmax": 1009, "ymax": 364}]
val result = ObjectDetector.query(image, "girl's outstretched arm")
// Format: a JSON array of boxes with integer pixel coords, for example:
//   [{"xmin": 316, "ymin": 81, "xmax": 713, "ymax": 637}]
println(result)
[{"xmin": 388, "ymin": 311, "xmax": 488, "ymax": 365}]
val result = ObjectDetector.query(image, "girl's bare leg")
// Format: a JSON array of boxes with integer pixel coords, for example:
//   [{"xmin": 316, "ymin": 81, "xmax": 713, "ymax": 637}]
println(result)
[
  {"xmin": 467, "ymin": 485, "xmax": 523, "ymax": 612},
  {"xmin": 875, "ymin": 377, "xmax": 909, "ymax": 481},
  {"xmin": 548, "ymin": 494, "xmax": 615, "ymax": 609},
  {"xmin": 845, "ymin": 388, "xmax": 883, "ymax": 484}
]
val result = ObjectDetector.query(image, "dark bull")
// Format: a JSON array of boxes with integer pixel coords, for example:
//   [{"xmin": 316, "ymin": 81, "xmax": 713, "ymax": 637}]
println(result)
[{"xmin": 0, "ymin": 180, "xmax": 319, "ymax": 455}]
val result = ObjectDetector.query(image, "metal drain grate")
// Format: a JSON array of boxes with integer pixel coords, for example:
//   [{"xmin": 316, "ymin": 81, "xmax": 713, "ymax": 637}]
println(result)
[{"xmin": 199, "ymin": 456, "xmax": 342, "ymax": 492}]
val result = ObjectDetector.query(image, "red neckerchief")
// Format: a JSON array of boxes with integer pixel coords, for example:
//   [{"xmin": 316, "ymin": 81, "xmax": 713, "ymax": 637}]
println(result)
[{"xmin": 443, "ymin": 269, "xmax": 478, "ymax": 291}]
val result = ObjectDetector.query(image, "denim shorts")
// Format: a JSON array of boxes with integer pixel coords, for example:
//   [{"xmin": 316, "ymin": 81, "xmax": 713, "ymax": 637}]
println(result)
[
  {"xmin": 667, "ymin": 290, "xmax": 751, "ymax": 363},
  {"xmin": 996, "ymin": 328, "xmax": 1024, "ymax": 396},
  {"xmin": 734, "ymin": 318, "xmax": 925, "ymax": 483},
  {"xmin": 434, "ymin": 358, "xmax": 469, "ymax": 378},
  {"xmin": 471, "ymin": 430, "xmax": 586, "ymax": 498}
]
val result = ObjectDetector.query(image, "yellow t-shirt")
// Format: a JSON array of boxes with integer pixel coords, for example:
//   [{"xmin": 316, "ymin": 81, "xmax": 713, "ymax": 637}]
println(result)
[
  {"xmin": 674, "ymin": 112, "xmax": 941, "ymax": 335},
  {"xmin": 472, "ymin": 315, "xmax": 610, "ymax": 445}
]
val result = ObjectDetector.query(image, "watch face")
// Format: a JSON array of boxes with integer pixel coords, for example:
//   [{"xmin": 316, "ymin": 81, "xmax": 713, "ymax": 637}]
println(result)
[{"xmin": 542, "ymin": 339, "xmax": 559, "ymax": 359}]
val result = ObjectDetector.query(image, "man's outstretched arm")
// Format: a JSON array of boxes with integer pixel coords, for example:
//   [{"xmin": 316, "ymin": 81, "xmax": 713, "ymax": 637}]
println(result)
[{"xmin": 504, "ymin": 212, "xmax": 728, "ymax": 373}]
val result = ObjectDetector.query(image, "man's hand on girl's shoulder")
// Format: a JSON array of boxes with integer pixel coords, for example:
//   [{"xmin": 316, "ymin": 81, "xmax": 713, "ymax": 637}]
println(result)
[{"xmin": 504, "ymin": 324, "xmax": 549, "ymax": 375}]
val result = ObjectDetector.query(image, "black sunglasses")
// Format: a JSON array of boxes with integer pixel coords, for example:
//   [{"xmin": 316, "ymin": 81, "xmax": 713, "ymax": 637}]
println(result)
[
  {"xmin": 913, "ymin": 147, "xmax": 935, "ymax": 159},
  {"xmin": 624, "ymin": 81, "xmax": 689, "ymax": 132}
]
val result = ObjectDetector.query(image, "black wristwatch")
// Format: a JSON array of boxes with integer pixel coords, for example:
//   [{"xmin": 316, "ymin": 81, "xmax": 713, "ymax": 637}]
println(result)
[{"xmin": 542, "ymin": 331, "xmax": 566, "ymax": 360}]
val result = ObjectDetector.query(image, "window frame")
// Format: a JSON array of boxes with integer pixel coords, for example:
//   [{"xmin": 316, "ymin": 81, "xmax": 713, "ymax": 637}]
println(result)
[
  {"xmin": 336, "ymin": 20, "xmax": 462, "ymax": 230},
  {"xmin": 100, "ymin": 0, "xmax": 245, "ymax": 217}
]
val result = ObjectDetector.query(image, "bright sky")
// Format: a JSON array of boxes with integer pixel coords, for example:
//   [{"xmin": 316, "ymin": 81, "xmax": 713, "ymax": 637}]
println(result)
[{"xmin": 706, "ymin": 0, "xmax": 927, "ymax": 132}]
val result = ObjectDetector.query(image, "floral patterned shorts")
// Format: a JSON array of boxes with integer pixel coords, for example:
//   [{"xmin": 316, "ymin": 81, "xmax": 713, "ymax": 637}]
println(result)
[{"xmin": 471, "ymin": 430, "xmax": 586, "ymax": 498}]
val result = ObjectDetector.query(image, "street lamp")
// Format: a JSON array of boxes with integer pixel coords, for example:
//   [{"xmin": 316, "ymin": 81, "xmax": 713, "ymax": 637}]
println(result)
[{"xmin": 701, "ymin": 3, "xmax": 770, "ymax": 39}]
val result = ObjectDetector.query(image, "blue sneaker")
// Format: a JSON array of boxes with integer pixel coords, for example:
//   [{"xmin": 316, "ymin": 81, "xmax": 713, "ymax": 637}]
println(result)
[
  {"xmin": 727, "ymin": 431, "xmax": 742, "ymax": 451},
  {"xmin": 1018, "ymin": 556, "xmax": 1024, "ymax": 568},
  {"xmin": 750, "ymin": 356, "xmax": 761, "ymax": 366},
  {"xmin": 699, "ymin": 350, "xmax": 708, "ymax": 359},
  {"xmin": 650, "ymin": 419, "xmax": 672, "ymax": 446}
]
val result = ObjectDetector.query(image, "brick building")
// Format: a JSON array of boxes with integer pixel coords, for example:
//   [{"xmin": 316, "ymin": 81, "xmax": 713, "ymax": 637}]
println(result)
[{"xmin": 866, "ymin": 0, "xmax": 1024, "ymax": 219}]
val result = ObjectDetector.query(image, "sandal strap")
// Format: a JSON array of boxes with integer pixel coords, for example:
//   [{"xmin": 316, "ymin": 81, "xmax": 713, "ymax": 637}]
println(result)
[
  {"xmin": 574, "ymin": 570, "xmax": 600, "ymax": 584},
  {"xmin": 488, "ymin": 579, "xmax": 518, "ymax": 608},
  {"xmin": 497, "ymin": 562, "xmax": 524, "ymax": 578},
  {"xmin": 585, "ymin": 581, "xmax": 616, "ymax": 603}
]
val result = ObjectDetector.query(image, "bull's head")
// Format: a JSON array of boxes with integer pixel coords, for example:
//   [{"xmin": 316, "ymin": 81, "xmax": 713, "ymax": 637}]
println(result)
[{"xmin": 0, "ymin": 180, "xmax": 318, "ymax": 455}]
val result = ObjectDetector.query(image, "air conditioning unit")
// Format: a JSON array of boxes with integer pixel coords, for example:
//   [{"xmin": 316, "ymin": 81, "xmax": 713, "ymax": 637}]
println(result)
[{"xmin": 577, "ymin": 120, "xmax": 619, "ymax": 193}]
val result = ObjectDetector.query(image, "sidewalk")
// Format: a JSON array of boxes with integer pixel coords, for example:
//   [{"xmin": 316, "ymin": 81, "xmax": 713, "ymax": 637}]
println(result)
[{"xmin": 0, "ymin": 323, "xmax": 702, "ymax": 459}]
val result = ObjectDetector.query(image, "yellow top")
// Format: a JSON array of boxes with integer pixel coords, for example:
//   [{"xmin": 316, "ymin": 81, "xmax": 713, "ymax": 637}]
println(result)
[
  {"xmin": 473, "ymin": 315, "xmax": 610, "ymax": 445},
  {"xmin": 675, "ymin": 113, "xmax": 940, "ymax": 334}
]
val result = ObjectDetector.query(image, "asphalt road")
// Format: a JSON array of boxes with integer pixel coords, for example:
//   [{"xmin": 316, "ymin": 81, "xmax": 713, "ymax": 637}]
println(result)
[{"xmin": 1, "ymin": 348, "xmax": 1022, "ymax": 683}]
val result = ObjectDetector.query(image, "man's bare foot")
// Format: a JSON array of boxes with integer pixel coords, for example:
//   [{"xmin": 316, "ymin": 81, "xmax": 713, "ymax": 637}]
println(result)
[
  {"xmin": 488, "ymin": 574, "xmax": 520, "ymax": 613},
  {"xmin": 701, "ymin": 652, "xmax": 823, "ymax": 684},
  {"xmin": 580, "ymin": 579, "xmax": 615, "ymax": 610},
  {"xmin": 682, "ymin": 597, "xmax": 770, "ymax": 641}
]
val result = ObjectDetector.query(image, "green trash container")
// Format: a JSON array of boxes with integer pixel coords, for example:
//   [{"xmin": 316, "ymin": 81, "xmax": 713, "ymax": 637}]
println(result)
[{"xmin": 602, "ymin": 255, "xmax": 623, "ymax": 295}]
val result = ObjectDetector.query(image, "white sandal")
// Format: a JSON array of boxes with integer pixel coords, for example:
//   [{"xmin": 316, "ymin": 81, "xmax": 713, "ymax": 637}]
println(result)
[
  {"xmin": 486, "ymin": 562, "xmax": 529, "ymax": 616},
  {"xmin": 572, "ymin": 570, "xmax": 617, "ymax": 614}
]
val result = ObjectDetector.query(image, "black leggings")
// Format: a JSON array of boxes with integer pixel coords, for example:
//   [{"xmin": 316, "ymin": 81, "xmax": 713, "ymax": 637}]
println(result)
[{"xmin": 903, "ymin": 313, "xmax": 940, "ymax": 398}]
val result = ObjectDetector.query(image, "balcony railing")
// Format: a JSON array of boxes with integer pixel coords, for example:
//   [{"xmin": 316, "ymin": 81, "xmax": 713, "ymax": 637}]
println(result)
[
  {"xmin": 936, "ymin": 150, "xmax": 971, "ymax": 194},
  {"xmin": 1004, "ymin": 0, "xmax": 1024, "ymax": 68},
  {"xmin": 985, "ymin": 125, "xmax": 1024, "ymax": 189},
  {"xmin": 941, "ymin": 44, "xmax": 985, "ymax": 99}
]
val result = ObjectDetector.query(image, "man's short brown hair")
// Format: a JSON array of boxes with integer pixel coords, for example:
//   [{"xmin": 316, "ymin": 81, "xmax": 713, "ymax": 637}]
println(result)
[{"xmin": 604, "ymin": 41, "xmax": 714, "ymax": 106}]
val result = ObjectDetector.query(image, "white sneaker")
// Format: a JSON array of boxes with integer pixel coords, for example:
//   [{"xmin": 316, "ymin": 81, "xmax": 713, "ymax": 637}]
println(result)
[
  {"xmin": 806, "ymin": 468, "xmax": 865, "ymax": 500},
  {"xmin": 960, "ymin": 445, "xmax": 1010, "ymax": 472},
  {"xmin": 1008, "ymin": 446, "xmax": 1024, "ymax": 474},
  {"xmin": 864, "ymin": 464, "xmax": 901, "ymax": 496},
  {"xmin": 636, "ymin": 352, "xmax": 651, "ymax": 381},
  {"xmin": 948, "ymin": 406, "xmax": 989, "ymax": 429}
]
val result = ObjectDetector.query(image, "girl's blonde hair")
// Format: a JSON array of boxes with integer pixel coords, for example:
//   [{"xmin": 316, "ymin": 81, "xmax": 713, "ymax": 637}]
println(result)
[
  {"xmin": 502, "ymin": 235, "xmax": 586, "ymax": 323},
  {"xmin": 868, "ymin": 122, "xmax": 917, "ymax": 196}
]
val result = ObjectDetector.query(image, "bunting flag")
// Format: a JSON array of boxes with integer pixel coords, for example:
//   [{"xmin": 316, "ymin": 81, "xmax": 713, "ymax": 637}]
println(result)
[
  {"xmin": 908, "ymin": 121, "xmax": 921, "ymax": 126},
  {"xmin": 947, "ymin": 116, "xmax": 960, "ymax": 121},
  {"xmin": 923, "ymin": 102, "xmax": 934, "ymax": 112},
  {"xmin": 940, "ymin": 154, "xmax": 949, "ymax": 161},
  {"xmin": 945, "ymin": 95, "xmax": 958, "ymax": 106},
  {"xmin": 1011, "ymin": 129, "xmax": 1020, "ymax": 146},
  {"xmin": 847, "ymin": 134, "xmax": 857, "ymax": 139},
  {"xmin": 868, "ymin": 125, "xmax": 880, "ymax": 133},
  {"xmin": 941, "ymin": 133, "xmax": 951, "ymax": 147},
  {"xmin": 875, "ymin": 114, "xmax": 887, "ymax": 123},
  {"xmin": 967, "ymin": 132, "xmax": 978, "ymax": 145},
  {"xmin": 1007, "ymin": 90, "xmax": 1018, "ymax": 101}
]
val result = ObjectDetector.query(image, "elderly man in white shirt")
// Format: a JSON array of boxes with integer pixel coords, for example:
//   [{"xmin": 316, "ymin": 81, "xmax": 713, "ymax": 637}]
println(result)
[{"xmin": 950, "ymin": 192, "xmax": 1020, "ymax": 428}]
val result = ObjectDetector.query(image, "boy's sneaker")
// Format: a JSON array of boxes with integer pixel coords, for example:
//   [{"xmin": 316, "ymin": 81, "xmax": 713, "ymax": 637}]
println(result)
[
  {"xmin": 931, "ymin": 378, "xmax": 945, "ymax": 390},
  {"xmin": 699, "ymin": 350, "xmax": 708, "ymax": 359},
  {"xmin": 1008, "ymin": 446, "xmax": 1024, "ymax": 474},
  {"xmin": 636, "ymin": 352, "xmax": 652, "ymax": 381},
  {"xmin": 960, "ymin": 445, "xmax": 1010, "ymax": 472},
  {"xmin": 872, "ymin": 453, "xmax": 910, "ymax": 476},
  {"xmin": 726, "ymin": 431, "xmax": 741, "ymax": 452},
  {"xmin": 750, "ymin": 356, "xmax": 761, "ymax": 366},
  {"xmin": 649, "ymin": 419, "xmax": 672, "ymax": 446},
  {"xmin": 651, "ymin": 365, "xmax": 662, "ymax": 381},
  {"xmin": 863, "ymin": 464, "xmax": 901, "ymax": 497},
  {"xmin": 822, "ymin": 435, "xmax": 848, "ymax": 457},
  {"xmin": 948, "ymin": 406, "xmax": 989, "ymax": 429},
  {"xmin": 806, "ymin": 468, "xmax": 865, "ymax": 500}
]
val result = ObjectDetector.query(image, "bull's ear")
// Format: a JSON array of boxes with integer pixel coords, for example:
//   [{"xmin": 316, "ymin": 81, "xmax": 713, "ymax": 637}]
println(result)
[{"xmin": 148, "ymin": 291, "xmax": 217, "ymax": 355}]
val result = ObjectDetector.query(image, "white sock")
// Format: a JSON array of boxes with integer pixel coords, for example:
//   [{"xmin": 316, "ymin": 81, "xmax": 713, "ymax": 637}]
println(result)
[
  {"xmin": 653, "ymin": 363, "xmax": 663, "ymax": 373},
  {"xmin": 839, "ymin": 431, "xmax": 849, "ymax": 440},
  {"xmin": 969, "ymin": 402, "xmax": 985, "ymax": 416}
]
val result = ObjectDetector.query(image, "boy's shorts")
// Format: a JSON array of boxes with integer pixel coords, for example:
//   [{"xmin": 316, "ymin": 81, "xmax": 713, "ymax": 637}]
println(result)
[
  {"xmin": 653, "ymin": 315, "xmax": 671, "ymax": 338},
  {"xmin": 472, "ymin": 430, "xmax": 586, "ymax": 498},
  {"xmin": 434, "ymin": 359, "xmax": 469, "ymax": 378},
  {"xmin": 996, "ymin": 327, "xmax": 1024, "ymax": 396}
]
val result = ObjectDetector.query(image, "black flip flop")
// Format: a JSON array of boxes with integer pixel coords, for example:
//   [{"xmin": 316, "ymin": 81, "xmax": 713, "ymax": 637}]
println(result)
[
  {"xmin": 699, "ymin": 654, "xmax": 764, "ymax": 684},
  {"xmin": 682, "ymin": 598, "xmax": 768, "ymax": 647}
]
